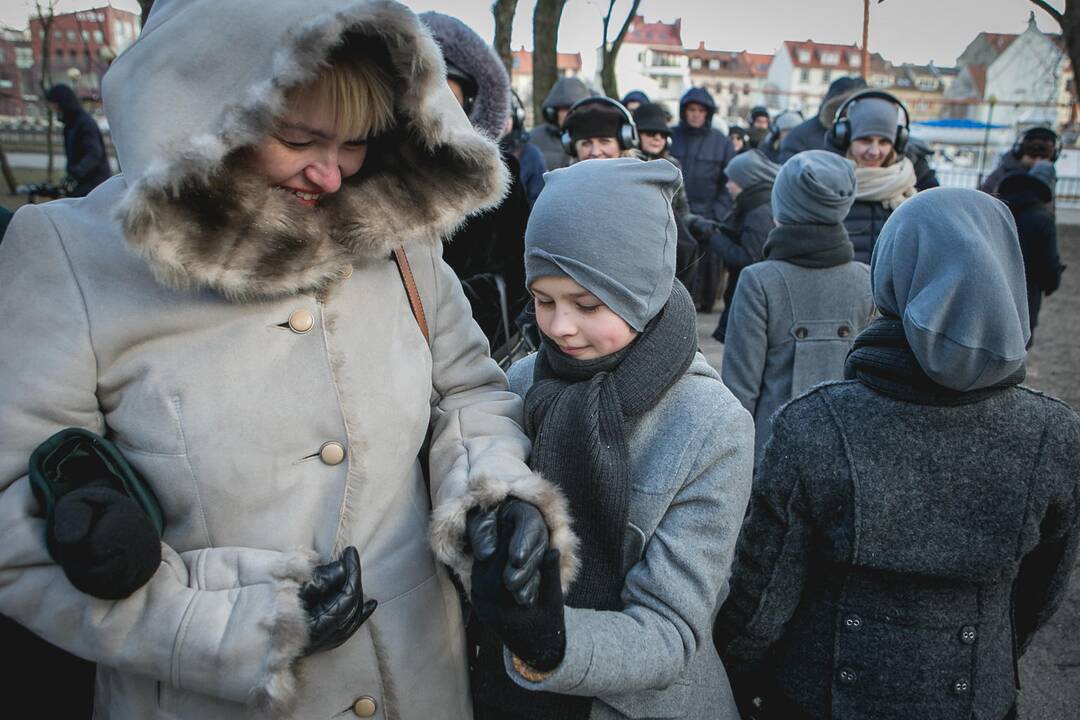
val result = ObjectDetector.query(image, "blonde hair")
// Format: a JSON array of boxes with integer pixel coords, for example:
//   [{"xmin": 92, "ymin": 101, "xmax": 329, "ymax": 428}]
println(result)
[{"xmin": 288, "ymin": 53, "xmax": 395, "ymax": 139}]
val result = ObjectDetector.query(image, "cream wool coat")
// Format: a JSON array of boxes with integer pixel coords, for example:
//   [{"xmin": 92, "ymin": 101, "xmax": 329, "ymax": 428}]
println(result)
[{"xmin": 0, "ymin": 1, "xmax": 576, "ymax": 718}]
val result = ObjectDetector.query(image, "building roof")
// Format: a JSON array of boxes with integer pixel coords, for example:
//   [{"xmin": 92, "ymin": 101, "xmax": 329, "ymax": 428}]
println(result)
[
  {"xmin": 511, "ymin": 47, "xmax": 582, "ymax": 76},
  {"xmin": 783, "ymin": 39, "xmax": 889, "ymax": 74},
  {"xmin": 623, "ymin": 15, "xmax": 682, "ymax": 47},
  {"xmin": 686, "ymin": 44, "xmax": 772, "ymax": 79},
  {"xmin": 966, "ymin": 64, "xmax": 988, "ymax": 96}
]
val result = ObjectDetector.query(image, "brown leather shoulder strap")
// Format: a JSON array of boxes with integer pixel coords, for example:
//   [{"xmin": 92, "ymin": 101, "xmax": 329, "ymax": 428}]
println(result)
[{"xmin": 392, "ymin": 245, "xmax": 430, "ymax": 345}]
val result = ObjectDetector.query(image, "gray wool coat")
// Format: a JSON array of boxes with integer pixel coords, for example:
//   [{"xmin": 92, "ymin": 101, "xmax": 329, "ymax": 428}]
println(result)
[
  {"xmin": 721, "ymin": 259, "xmax": 875, "ymax": 462},
  {"xmin": 714, "ymin": 379, "xmax": 1080, "ymax": 720},
  {"xmin": 502, "ymin": 353, "xmax": 755, "ymax": 720}
]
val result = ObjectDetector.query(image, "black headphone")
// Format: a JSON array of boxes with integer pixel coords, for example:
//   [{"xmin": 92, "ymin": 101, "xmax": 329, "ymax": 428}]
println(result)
[
  {"xmin": 829, "ymin": 90, "xmax": 910, "ymax": 155},
  {"xmin": 766, "ymin": 110, "xmax": 804, "ymax": 148},
  {"xmin": 510, "ymin": 89, "xmax": 527, "ymax": 132},
  {"xmin": 559, "ymin": 96, "xmax": 640, "ymax": 156},
  {"xmin": 1012, "ymin": 126, "xmax": 1061, "ymax": 162}
]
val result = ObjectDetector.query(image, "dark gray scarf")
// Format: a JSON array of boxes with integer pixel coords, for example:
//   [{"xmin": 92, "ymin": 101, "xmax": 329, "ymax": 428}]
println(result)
[
  {"xmin": 472, "ymin": 281, "xmax": 698, "ymax": 720},
  {"xmin": 763, "ymin": 223, "xmax": 854, "ymax": 268}
]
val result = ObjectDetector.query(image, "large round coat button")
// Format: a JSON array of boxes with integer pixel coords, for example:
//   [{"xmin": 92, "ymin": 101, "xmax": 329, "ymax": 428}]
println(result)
[
  {"xmin": 959, "ymin": 626, "xmax": 977, "ymax": 644},
  {"xmin": 838, "ymin": 325, "xmax": 851, "ymax": 338},
  {"xmin": 352, "ymin": 695, "xmax": 377, "ymax": 717},
  {"xmin": 288, "ymin": 309, "xmax": 315, "ymax": 334},
  {"xmin": 319, "ymin": 442, "xmax": 346, "ymax": 466},
  {"xmin": 795, "ymin": 326, "xmax": 809, "ymax": 339},
  {"xmin": 838, "ymin": 667, "xmax": 858, "ymax": 685}
]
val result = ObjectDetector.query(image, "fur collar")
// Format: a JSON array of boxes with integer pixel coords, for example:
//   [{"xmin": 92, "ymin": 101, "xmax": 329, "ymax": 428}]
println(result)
[{"xmin": 106, "ymin": 0, "xmax": 508, "ymax": 301}]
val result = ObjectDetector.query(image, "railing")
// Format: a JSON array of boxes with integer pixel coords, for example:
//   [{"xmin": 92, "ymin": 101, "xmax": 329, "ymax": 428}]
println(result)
[{"xmin": 935, "ymin": 167, "xmax": 1080, "ymax": 209}]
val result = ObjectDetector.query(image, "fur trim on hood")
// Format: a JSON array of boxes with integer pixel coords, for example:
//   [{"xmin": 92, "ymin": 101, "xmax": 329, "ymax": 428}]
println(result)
[
  {"xmin": 420, "ymin": 12, "xmax": 510, "ymax": 140},
  {"xmin": 103, "ymin": 0, "xmax": 508, "ymax": 301}
]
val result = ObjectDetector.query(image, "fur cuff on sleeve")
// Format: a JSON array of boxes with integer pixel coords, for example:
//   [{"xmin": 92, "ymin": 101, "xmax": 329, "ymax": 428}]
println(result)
[
  {"xmin": 429, "ymin": 472, "xmax": 579, "ymax": 594},
  {"xmin": 248, "ymin": 550, "xmax": 318, "ymax": 717}
]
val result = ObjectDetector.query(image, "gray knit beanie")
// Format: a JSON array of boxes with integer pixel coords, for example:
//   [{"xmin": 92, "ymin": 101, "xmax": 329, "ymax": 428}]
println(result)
[
  {"xmin": 525, "ymin": 158, "xmax": 680, "ymax": 331},
  {"xmin": 847, "ymin": 96, "xmax": 900, "ymax": 141},
  {"xmin": 772, "ymin": 149, "xmax": 857, "ymax": 225},
  {"xmin": 725, "ymin": 149, "xmax": 779, "ymax": 191}
]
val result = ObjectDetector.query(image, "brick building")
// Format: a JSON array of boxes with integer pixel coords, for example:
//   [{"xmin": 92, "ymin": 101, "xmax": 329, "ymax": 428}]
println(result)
[
  {"xmin": 686, "ymin": 43, "xmax": 772, "ymax": 121},
  {"xmin": 510, "ymin": 46, "xmax": 582, "ymax": 126},
  {"xmin": 0, "ymin": 26, "xmax": 34, "ymax": 116},
  {"xmin": 30, "ymin": 5, "xmax": 140, "ymax": 102}
]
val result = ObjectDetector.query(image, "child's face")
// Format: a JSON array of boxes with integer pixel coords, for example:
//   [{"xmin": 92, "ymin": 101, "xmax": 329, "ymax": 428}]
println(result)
[{"xmin": 531, "ymin": 276, "xmax": 637, "ymax": 360}]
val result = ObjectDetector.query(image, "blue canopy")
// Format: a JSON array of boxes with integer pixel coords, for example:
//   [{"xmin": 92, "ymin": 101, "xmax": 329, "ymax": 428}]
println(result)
[{"xmin": 912, "ymin": 118, "xmax": 1009, "ymax": 130}]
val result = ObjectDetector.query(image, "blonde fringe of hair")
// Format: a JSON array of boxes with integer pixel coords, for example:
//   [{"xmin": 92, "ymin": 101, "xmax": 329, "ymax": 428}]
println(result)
[{"xmin": 289, "ymin": 54, "xmax": 396, "ymax": 139}]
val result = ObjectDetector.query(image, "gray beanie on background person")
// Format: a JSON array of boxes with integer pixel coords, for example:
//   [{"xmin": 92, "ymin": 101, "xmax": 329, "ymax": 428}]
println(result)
[
  {"xmin": 772, "ymin": 150, "xmax": 857, "ymax": 225},
  {"xmin": 872, "ymin": 187, "xmax": 1029, "ymax": 391},
  {"xmin": 725, "ymin": 149, "xmax": 780, "ymax": 190},
  {"xmin": 525, "ymin": 157, "xmax": 680, "ymax": 331},
  {"xmin": 847, "ymin": 96, "xmax": 900, "ymax": 141}
]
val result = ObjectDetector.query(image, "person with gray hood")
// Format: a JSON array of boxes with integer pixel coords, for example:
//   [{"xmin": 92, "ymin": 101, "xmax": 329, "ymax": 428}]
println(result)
[
  {"xmin": 721, "ymin": 150, "xmax": 874, "ymax": 462},
  {"xmin": 528, "ymin": 76, "xmax": 592, "ymax": 172},
  {"xmin": 709, "ymin": 148, "xmax": 780, "ymax": 343},
  {"xmin": 0, "ymin": 1, "xmax": 580, "ymax": 718},
  {"xmin": 715, "ymin": 187, "xmax": 1080, "ymax": 720},
  {"xmin": 469, "ymin": 158, "xmax": 754, "ymax": 720}
]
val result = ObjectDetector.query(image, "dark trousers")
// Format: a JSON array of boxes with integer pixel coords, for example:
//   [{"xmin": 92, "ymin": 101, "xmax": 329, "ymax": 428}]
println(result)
[{"xmin": 1, "ymin": 614, "xmax": 95, "ymax": 717}]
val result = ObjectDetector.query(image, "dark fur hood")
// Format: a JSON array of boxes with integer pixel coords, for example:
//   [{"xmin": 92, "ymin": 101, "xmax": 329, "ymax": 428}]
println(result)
[{"xmin": 101, "ymin": 0, "xmax": 508, "ymax": 300}]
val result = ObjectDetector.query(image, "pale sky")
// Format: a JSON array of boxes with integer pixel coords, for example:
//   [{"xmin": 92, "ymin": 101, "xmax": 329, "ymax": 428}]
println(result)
[{"xmin": 0, "ymin": 0, "xmax": 1063, "ymax": 70}]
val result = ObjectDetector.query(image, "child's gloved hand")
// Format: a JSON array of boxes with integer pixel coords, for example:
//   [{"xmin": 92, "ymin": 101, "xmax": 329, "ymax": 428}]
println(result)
[
  {"xmin": 466, "ymin": 497, "xmax": 549, "ymax": 606},
  {"xmin": 471, "ymin": 529, "xmax": 566, "ymax": 673},
  {"xmin": 49, "ymin": 482, "xmax": 162, "ymax": 600}
]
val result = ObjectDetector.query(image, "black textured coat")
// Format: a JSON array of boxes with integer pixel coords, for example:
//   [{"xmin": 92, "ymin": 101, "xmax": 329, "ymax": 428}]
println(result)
[
  {"xmin": 715, "ymin": 379, "xmax": 1080, "ymax": 720},
  {"xmin": 842, "ymin": 199, "xmax": 892, "ymax": 265},
  {"xmin": 1001, "ymin": 187, "xmax": 1064, "ymax": 332}
]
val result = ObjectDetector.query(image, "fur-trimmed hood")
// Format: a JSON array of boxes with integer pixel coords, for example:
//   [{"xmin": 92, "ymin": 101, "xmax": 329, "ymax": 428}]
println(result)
[
  {"xmin": 102, "ymin": 0, "xmax": 508, "ymax": 300},
  {"xmin": 419, "ymin": 11, "xmax": 510, "ymax": 140}
]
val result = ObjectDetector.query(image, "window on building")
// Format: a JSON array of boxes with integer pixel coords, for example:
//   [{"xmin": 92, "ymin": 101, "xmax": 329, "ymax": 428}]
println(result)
[
  {"xmin": 743, "ymin": 83, "xmax": 751, "ymax": 95},
  {"xmin": 38, "ymin": 30, "xmax": 44, "ymax": 40},
  {"xmin": 849, "ymin": 54, "xmax": 861, "ymax": 67},
  {"xmin": 67, "ymin": 30, "xmax": 76, "ymax": 41},
  {"xmin": 81, "ymin": 30, "xmax": 90, "ymax": 41},
  {"xmin": 800, "ymin": 68, "xmax": 810, "ymax": 83},
  {"xmin": 659, "ymin": 76, "xmax": 669, "ymax": 89},
  {"xmin": 93, "ymin": 30, "xmax": 104, "ymax": 43},
  {"xmin": 53, "ymin": 30, "xmax": 62, "ymax": 40},
  {"xmin": 70, "ymin": 49, "xmax": 77, "ymax": 61},
  {"xmin": 797, "ymin": 49, "xmax": 811, "ymax": 64},
  {"xmin": 691, "ymin": 58, "xmax": 702, "ymax": 69},
  {"xmin": 821, "ymin": 51, "xmax": 839, "ymax": 65},
  {"xmin": 709, "ymin": 59, "xmax": 719, "ymax": 70},
  {"xmin": 0, "ymin": 50, "xmax": 5, "ymax": 63},
  {"xmin": 822, "ymin": 69, "xmax": 832, "ymax": 84}
]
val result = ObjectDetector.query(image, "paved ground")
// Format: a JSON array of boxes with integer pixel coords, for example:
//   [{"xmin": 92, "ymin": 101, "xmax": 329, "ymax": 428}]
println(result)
[{"xmin": 695, "ymin": 226, "xmax": 1080, "ymax": 719}]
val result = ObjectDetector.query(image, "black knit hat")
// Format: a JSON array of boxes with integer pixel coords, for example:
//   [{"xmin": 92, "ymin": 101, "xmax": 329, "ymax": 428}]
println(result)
[
  {"xmin": 750, "ymin": 105, "xmax": 770, "ymax": 122},
  {"xmin": 632, "ymin": 103, "xmax": 671, "ymax": 135},
  {"xmin": 564, "ymin": 102, "xmax": 625, "ymax": 142}
]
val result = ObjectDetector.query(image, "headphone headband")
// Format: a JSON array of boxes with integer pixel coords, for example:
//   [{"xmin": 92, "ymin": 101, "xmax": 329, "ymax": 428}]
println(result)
[
  {"xmin": 560, "ymin": 96, "xmax": 640, "ymax": 156},
  {"xmin": 1013, "ymin": 126, "xmax": 1061, "ymax": 162}
]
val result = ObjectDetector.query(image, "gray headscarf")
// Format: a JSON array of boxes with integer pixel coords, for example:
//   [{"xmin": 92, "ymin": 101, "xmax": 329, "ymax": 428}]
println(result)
[
  {"xmin": 871, "ymin": 187, "xmax": 1030, "ymax": 391},
  {"xmin": 725, "ymin": 149, "xmax": 779, "ymax": 191},
  {"xmin": 771, "ymin": 150, "xmax": 856, "ymax": 225}
]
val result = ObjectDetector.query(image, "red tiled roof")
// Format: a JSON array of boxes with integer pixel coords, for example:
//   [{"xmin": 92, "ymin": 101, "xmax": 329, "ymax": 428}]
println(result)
[
  {"xmin": 511, "ymin": 47, "xmax": 582, "ymax": 75},
  {"xmin": 686, "ymin": 46, "xmax": 773, "ymax": 79},
  {"xmin": 623, "ymin": 15, "xmax": 682, "ymax": 47},
  {"xmin": 979, "ymin": 32, "xmax": 1017, "ymax": 56},
  {"xmin": 967, "ymin": 64, "xmax": 988, "ymax": 96},
  {"xmin": 783, "ymin": 40, "xmax": 890, "ymax": 74}
]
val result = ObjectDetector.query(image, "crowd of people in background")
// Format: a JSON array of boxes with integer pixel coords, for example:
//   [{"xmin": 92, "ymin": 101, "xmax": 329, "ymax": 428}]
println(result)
[{"xmin": 0, "ymin": 3, "xmax": 1077, "ymax": 720}]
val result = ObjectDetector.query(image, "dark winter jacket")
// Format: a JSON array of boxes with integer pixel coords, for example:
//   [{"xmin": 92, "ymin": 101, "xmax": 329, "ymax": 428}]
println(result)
[
  {"xmin": 980, "ymin": 151, "xmax": 1028, "ymax": 194},
  {"xmin": 1000, "ymin": 184, "xmax": 1064, "ymax": 331},
  {"xmin": 779, "ymin": 115, "xmax": 828, "ymax": 163},
  {"xmin": 715, "ymin": 376, "xmax": 1080, "ymax": 720},
  {"xmin": 44, "ymin": 85, "xmax": 111, "ymax": 197},
  {"xmin": 443, "ymin": 149, "xmax": 530, "ymax": 340},
  {"xmin": 527, "ymin": 77, "xmax": 591, "ymax": 173},
  {"xmin": 517, "ymin": 141, "xmax": 546, "ymax": 207},
  {"xmin": 710, "ymin": 184, "xmax": 773, "ymax": 342},
  {"xmin": 907, "ymin": 136, "xmax": 940, "ymax": 191},
  {"xmin": 669, "ymin": 87, "xmax": 735, "ymax": 222},
  {"xmin": 842, "ymin": 199, "xmax": 891, "ymax": 265}
]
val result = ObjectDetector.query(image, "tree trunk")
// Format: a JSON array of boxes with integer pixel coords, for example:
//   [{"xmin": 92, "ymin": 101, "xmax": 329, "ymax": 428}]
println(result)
[
  {"xmin": 532, "ymin": 0, "xmax": 568, "ymax": 125},
  {"xmin": 36, "ymin": 3, "xmax": 56, "ymax": 183},
  {"xmin": 0, "ymin": 143, "xmax": 18, "ymax": 194},
  {"xmin": 1031, "ymin": 0, "xmax": 1080, "ymax": 123},
  {"xmin": 600, "ymin": 0, "xmax": 642, "ymax": 99},
  {"xmin": 492, "ymin": 0, "xmax": 518, "ymax": 79}
]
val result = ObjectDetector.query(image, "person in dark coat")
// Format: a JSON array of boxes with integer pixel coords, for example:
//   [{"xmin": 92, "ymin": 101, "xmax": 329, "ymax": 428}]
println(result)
[
  {"xmin": 998, "ymin": 161, "xmax": 1064, "ymax": 345},
  {"xmin": 760, "ymin": 110, "xmax": 802, "ymax": 163},
  {"xmin": 504, "ymin": 90, "xmax": 547, "ymax": 207},
  {"xmin": 670, "ymin": 86, "xmax": 736, "ymax": 311},
  {"xmin": 729, "ymin": 126, "xmax": 749, "ymax": 154},
  {"xmin": 747, "ymin": 105, "xmax": 771, "ymax": 149},
  {"xmin": 709, "ymin": 148, "xmax": 780, "ymax": 343},
  {"xmin": 620, "ymin": 89, "xmax": 649, "ymax": 112},
  {"xmin": 44, "ymin": 84, "xmax": 111, "ymax": 197},
  {"xmin": 980, "ymin": 126, "xmax": 1059, "ymax": 195},
  {"xmin": 715, "ymin": 187, "xmax": 1080, "ymax": 720},
  {"xmin": 779, "ymin": 76, "xmax": 866, "ymax": 163},
  {"xmin": 422, "ymin": 12, "xmax": 530, "ymax": 341},
  {"xmin": 839, "ymin": 94, "xmax": 918, "ymax": 264},
  {"xmin": 527, "ymin": 77, "xmax": 592, "ymax": 172}
]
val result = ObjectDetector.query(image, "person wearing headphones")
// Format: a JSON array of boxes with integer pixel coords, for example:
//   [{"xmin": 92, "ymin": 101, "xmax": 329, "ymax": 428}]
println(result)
[
  {"xmin": 980, "ymin": 126, "xmax": 1060, "ymax": 197},
  {"xmin": 560, "ymin": 96, "xmax": 641, "ymax": 162},
  {"xmin": 760, "ymin": 110, "xmax": 803, "ymax": 162},
  {"xmin": 830, "ymin": 91, "xmax": 919, "ymax": 263},
  {"xmin": 528, "ymin": 77, "xmax": 592, "ymax": 172}
]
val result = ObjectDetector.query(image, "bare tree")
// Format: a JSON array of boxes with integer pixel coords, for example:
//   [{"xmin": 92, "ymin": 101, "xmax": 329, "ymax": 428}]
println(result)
[
  {"xmin": 532, "ymin": 0, "xmax": 568, "ymax": 124},
  {"xmin": 0, "ymin": 144, "xmax": 17, "ymax": 194},
  {"xmin": 599, "ymin": 0, "xmax": 642, "ymax": 99},
  {"xmin": 35, "ymin": 0, "xmax": 58, "ymax": 182},
  {"xmin": 492, "ymin": 0, "xmax": 518, "ymax": 79},
  {"xmin": 1029, "ymin": 1, "xmax": 1080, "ymax": 117}
]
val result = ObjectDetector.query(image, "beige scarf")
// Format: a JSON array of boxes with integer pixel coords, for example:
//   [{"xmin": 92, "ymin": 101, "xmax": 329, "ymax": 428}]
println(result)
[{"xmin": 854, "ymin": 157, "xmax": 918, "ymax": 210}]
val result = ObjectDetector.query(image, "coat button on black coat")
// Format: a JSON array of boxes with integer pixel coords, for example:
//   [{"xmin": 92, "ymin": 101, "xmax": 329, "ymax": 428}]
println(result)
[
  {"xmin": 843, "ymin": 613, "xmax": 863, "ymax": 630},
  {"xmin": 953, "ymin": 678, "xmax": 970, "ymax": 695},
  {"xmin": 959, "ymin": 625, "xmax": 977, "ymax": 644},
  {"xmin": 838, "ymin": 667, "xmax": 858, "ymax": 685}
]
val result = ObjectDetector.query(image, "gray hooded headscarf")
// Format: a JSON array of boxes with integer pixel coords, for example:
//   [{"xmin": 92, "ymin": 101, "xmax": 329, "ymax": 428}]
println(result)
[{"xmin": 871, "ymin": 187, "xmax": 1030, "ymax": 392}]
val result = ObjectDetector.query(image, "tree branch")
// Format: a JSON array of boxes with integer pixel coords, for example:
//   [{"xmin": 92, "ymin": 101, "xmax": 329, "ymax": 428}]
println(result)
[
  {"xmin": 601, "ymin": 0, "xmax": 616, "ymax": 62},
  {"xmin": 1030, "ymin": 0, "xmax": 1064, "ymax": 23}
]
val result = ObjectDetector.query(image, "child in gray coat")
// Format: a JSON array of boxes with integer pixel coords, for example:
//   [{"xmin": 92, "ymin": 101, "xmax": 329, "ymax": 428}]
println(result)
[
  {"xmin": 467, "ymin": 158, "xmax": 754, "ymax": 720},
  {"xmin": 722, "ymin": 151, "xmax": 875, "ymax": 463}
]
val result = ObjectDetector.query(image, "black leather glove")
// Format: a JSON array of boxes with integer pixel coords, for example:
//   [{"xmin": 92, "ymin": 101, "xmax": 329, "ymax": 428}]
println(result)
[
  {"xmin": 49, "ymin": 480, "xmax": 162, "ymax": 600},
  {"xmin": 471, "ymin": 522, "xmax": 566, "ymax": 673},
  {"xmin": 466, "ymin": 498, "xmax": 549, "ymax": 606},
  {"xmin": 299, "ymin": 546, "xmax": 377, "ymax": 656}
]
